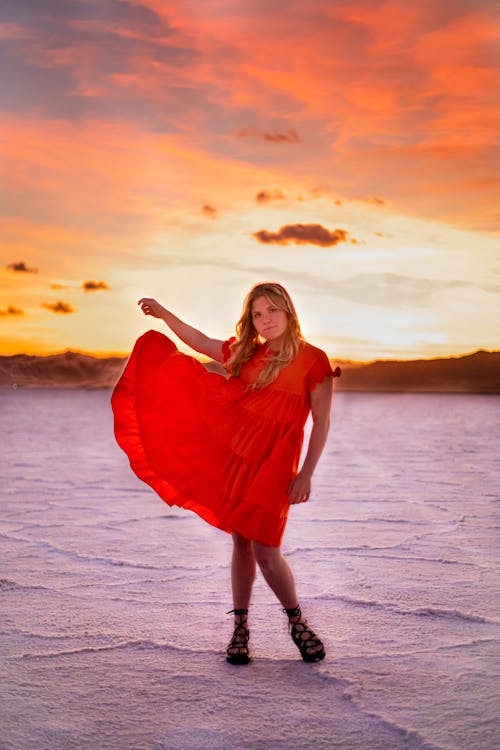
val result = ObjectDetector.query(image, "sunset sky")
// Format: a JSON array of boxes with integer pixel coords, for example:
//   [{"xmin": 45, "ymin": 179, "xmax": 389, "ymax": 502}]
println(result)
[{"xmin": 1, "ymin": 0, "xmax": 499, "ymax": 359}]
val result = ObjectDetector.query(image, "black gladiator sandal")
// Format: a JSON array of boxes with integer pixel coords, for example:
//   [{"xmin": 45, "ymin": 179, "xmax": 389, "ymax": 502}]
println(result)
[
  {"xmin": 284, "ymin": 605, "xmax": 326, "ymax": 663},
  {"xmin": 226, "ymin": 608, "xmax": 251, "ymax": 665}
]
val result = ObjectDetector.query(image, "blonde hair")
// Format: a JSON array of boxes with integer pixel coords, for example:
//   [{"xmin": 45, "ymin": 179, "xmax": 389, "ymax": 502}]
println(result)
[{"xmin": 226, "ymin": 282, "xmax": 305, "ymax": 389}]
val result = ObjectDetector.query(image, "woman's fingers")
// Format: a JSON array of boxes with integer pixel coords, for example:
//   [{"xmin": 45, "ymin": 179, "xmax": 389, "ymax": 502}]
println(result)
[
  {"xmin": 289, "ymin": 490, "xmax": 310, "ymax": 504},
  {"xmin": 138, "ymin": 298, "xmax": 156, "ymax": 316},
  {"xmin": 288, "ymin": 475, "xmax": 311, "ymax": 504}
]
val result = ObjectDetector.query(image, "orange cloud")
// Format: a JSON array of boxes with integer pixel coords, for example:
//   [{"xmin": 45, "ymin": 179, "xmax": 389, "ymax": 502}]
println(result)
[
  {"xmin": 0, "ymin": 0, "xmax": 495, "ymax": 362},
  {"xmin": 2, "ymin": 0, "xmax": 498, "ymax": 236},
  {"xmin": 6, "ymin": 261, "xmax": 38, "ymax": 273},
  {"xmin": 42, "ymin": 301, "xmax": 75, "ymax": 314},
  {"xmin": 253, "ymin": 224, "xmax": 351, "ymax": 247},
  {"xmin": 149, "ymin": 0, "xmax": 497, "ymax": 231},
  {"xmin": 361, "ymin": 197, "xmax": 385, "ymax": 206},
  {"xmin": 0, "ymin": 305, "xmax": 24, "ymax": 317},
  {"xmin": 1, "ymin": 115, "xmax": 280, "ymax": 276},
  {"xmin": 256, "ymin": 189, "xmax": 286, "ymax": 203},
  {"xmin": 235, "ymin": 128, "xmax": 301, "ymax": 143},
  {"xmin": 202, "ymin": 203, "xmax": 218, "ymax": 219},
  {"xmin": 82, "ymin": 280, "xmax": 110, "ymax": 292}
]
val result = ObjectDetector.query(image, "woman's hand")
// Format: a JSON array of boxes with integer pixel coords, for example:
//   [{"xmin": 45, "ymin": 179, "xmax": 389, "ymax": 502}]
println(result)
[
  {"xmin": 288, "ymin": 471, "xmax": 312, "ymax": 505},
  {"xmin": 138, "ymin": 298, "xmax": 165, "ymax": 319}
]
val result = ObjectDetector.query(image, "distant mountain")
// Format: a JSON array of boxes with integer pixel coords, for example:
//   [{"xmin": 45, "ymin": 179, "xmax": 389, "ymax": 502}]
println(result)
[
  {"xmin": 0, "ymin": 351, "xmax": 126, "ymax": 389},
  {"xmin": 0, "ymin": 349, "xmax": 499, "ymax": 393},
  {"xmin": 336, "ymin": 350, "xmax": 500, "ymax": 393}
]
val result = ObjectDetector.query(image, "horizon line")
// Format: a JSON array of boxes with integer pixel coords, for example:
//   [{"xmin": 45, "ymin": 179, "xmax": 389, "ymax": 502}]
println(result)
[{"xmin": 1, "ymin": 346, "xmax": 498, "ymax": 366}]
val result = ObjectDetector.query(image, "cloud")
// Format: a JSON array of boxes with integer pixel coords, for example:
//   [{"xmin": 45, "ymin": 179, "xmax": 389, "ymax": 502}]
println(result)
[
  {"xmin": 332, "ymin": 196, "xmax": 384, "ymax": 207},
  {"xmin": 360, "ymin": 196, "xmax": 385, "ymax": 205},
  {"xmin": 42, "ymin": 301, "xmax": 75, "ymax": 314},
  {"xmin": 2, "ymin": 0, "xmax": 498, "ymax": 235},
  {"xmin": 82, "ymin": 280, "xmax": 110, "ymax": 292},
  {"xmin": 6, "ymin": 260, "xmax": 38, "ymax": 273},
  {"xmin": 256, "ymin": 189, "xmax": 286, "ymax": 204},
  {"xmin": 0, "ymin": 0, "xmax": 196, "ymax": 125},
  {"xmin": 321, "ymin": 273, "xmax": 489, "ymax": 309},
  {"xmin": 235, "ymin": 128, "xmax": 301, "ymax": 143},
  {"xmin": 2, "ymin": 0, "xmax": 498, "ymax": 240},
  {"xmin": 201, "ymin": 203, "xmax": 218, "ymax": 219},
  {"xmin": 263, "ymin": 129, "xmax": 301, "ymax": 143},
  {"xmin": 253, "ymin": 224, "xmax": 351, "ymax": 247},
  {"xmin": 50, "ymin": 283, "xmax": 71, "ymax": 290},
  {"xmin": 0, "ymin": 305, "xmax": 24, "ymax": 317}
]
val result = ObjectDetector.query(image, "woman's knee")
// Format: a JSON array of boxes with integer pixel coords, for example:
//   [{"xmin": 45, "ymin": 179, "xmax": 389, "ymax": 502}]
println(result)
[
  {"xmin": 252, "ymin": 541, "xmax": 281, "ymax": 572},
  {"xmin": 232, "ymin": 532, "xmax": 253, "ymax": 555}
]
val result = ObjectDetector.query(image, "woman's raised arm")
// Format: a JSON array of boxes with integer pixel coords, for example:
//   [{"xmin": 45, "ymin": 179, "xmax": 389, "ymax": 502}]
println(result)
[{"xmin": 138, "ymin": 298, "xmax": 225, "ymax": 362}]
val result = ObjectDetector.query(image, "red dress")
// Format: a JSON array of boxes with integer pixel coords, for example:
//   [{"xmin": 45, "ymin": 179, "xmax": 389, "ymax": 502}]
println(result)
[{"xmin": 111, "ymin": 330, "xmax": 340, "ymax": 547}]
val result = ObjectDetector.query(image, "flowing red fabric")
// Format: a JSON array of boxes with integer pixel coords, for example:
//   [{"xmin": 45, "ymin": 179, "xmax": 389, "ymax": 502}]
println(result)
[{"xmin": 111, "ymin": 330, "xmax": 340, "ymax": 547}]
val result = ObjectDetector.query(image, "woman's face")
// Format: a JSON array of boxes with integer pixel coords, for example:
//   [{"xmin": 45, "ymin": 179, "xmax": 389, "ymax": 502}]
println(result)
[{"xmin": 251, "ymin": 295, "xmax": 288, "ymax": 344}]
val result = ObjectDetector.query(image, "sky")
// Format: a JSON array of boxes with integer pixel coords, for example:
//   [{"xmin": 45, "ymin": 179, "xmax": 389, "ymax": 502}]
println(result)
[{"xmin": 1, "ymin": 0, "xmax": 499, "ymax": 360}]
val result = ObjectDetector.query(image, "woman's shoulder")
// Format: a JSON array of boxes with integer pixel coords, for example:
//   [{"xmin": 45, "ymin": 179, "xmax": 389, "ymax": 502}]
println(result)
[
  {"xmin": 299, "ymin": 340, "xmax": 330, "ymax": 364},
  {"xmin": 294, "ymin": 341, "xmax": 341, "ymax": 387}
]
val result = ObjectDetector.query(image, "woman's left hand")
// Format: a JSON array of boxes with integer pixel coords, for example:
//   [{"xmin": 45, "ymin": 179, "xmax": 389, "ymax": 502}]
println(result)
[{"xmin": 288, "ymin": 471, "xmax": 312, "ymax": 504}]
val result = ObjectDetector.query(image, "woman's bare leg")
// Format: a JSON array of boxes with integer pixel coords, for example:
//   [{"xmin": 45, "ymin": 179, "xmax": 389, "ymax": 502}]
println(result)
[
  {"xmin": 251, "ymin": 541, "xmax": 298, "ymax": 609},
  {"xmin": 252, "ymin": 541, "xmax": 324, "ymax": 659},
  {"xmin": 231, "ymin": 532, "xmax": 256, "ymax": 610},
  {"xmin": 227, "ymin": 533, "xmax": 256, "ymax": 661}
]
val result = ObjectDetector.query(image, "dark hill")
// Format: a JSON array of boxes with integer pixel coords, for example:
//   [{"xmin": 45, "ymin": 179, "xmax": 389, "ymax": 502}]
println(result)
[
  {"xmin": 337, "ymin": 350, "xmax": 500, "ymax": 393},
  {"xmin": 0, "ymin": 349, "xmax": 498, "ymax": 392}
]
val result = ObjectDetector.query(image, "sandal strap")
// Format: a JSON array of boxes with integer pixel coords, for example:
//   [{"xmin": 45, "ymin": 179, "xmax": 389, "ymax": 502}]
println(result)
[
  {"xmin": 228, "ymin": 627, "xmax": 249, "ymax": 645},
  {"xmin": 226, "ymin": 608, "xmax": 250, "ymax": 655},
  {"xmin": 283, "ymin": 604, "xmax": 302, "ymax": 630},
  {"xmin": 284, "ymin": 605, "xmax": 325, "ymax": 661},
  {"xmin": 290, "ymin": 622, "xmax": 322, "ymax": 647},
  {"xmin": 227, "ymin": 624, "xmax": 250, "ymax": 653}
]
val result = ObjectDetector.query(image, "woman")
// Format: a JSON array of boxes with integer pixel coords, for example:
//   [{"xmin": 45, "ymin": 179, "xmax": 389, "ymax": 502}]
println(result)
[{"xmin": 112, "ymin": 282, "xmax": 340, "ymax": 664}]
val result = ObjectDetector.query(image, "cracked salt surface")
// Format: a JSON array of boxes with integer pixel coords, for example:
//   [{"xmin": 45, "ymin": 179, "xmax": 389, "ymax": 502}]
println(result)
[{"xmin": 1, "ymin": 389, "xmax": 499, "ymax": 749}]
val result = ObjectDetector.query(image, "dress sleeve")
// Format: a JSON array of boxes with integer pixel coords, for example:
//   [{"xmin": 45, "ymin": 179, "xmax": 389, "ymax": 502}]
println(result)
[
  {"xmin": 306, "ymin": 349, "xmax": 341, "ymax": 391},
  {"xmin": 221, "ymin": 336, "xmax": 236, "ymax": 363}
]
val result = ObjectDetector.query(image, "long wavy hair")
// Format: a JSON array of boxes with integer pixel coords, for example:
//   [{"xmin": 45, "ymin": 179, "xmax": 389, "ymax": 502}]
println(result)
[{"xmin": 226, "ymin": 282, "xmax": 305, "ymax": 389}]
